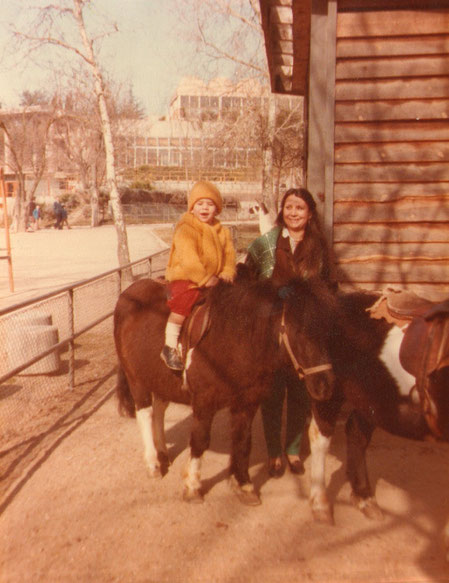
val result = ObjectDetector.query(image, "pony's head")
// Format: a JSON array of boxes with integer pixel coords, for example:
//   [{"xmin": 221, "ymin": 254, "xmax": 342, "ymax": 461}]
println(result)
[{"xmin": 280, "ymin": 278, "xmax": 337, "ymax": 401}]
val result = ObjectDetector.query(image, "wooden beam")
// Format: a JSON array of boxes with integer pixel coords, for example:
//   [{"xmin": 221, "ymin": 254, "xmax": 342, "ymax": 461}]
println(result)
[{"xmin": 306, "ymin": 0, "xmax": 337, "ymax": 242}]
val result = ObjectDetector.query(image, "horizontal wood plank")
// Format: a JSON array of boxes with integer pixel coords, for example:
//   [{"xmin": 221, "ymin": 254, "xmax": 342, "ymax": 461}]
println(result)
[
  {"xmin": 335, "ymin": 142, "xmax": 449, "ymax": 163},
  {"xmin": 334, "ymin": 241, "xmax": 449, "ymax": 260},
  {"xmin": 336, "ymin": 260, "xmax": 449, "ymax": 283},
  {"xmin": 333, "ymin": 222, "xmax": 449, "ymax": 243},
  {"xmin": 335, "ymin": 121, "xmax": 449, "ymax": 142},
  {"xmin": 334, "ymin": 162, "xmax": 449, "ymax": 182},
  {"xmin": 337, "ymin": 281, "xmax": 449, "ymax": 300},
  {"xmin": 334, "ymin": 182, "xmax": 449, "ymax": 200},
  {"xmin": 338, "ymin": 10, "xmax": 449, "ymax": 38},
  {"xmin": 337, "ymin": 35, "xmax": 449, "ymax": 58},
  {"xmin": 336, "ymin": 77, "xmax": 449, "ymax": 101},
  {"xmin": 336, "ymin": 55, "xmax": 449, "ymax": 80},
  {"xmin": 334, "ymin": 198, "xmax": 449, "ymax": 221},
  {"xmin": 335, "ymin": 98, "xmax": 449, "ymax": 122}
]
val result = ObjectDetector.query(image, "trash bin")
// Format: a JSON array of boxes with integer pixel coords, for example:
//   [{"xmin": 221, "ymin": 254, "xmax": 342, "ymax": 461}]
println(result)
[{"xmin": 7, "ymin": 312, "xmax": 61, "ymax": 374}]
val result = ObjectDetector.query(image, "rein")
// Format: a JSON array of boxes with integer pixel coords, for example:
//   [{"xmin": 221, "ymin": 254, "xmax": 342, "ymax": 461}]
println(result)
[{"xmin": 278, "ymin": 307, "xmax": 333, "ymax": 380}]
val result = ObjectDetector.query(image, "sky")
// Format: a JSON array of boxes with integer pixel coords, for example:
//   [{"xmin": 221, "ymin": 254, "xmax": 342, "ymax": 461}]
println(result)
[{"xmin": 0, "ymin": 0, "xmax": 217, "ymax": 116}]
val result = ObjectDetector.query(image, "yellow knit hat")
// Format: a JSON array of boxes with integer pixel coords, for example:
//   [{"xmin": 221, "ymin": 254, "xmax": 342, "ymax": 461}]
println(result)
[{"xmin": 188, "ymin": 181, "xmax": 223, "ymax": 214}]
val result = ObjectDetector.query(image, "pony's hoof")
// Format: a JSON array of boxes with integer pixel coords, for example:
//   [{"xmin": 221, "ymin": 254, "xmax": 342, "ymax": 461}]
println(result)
[
  {"xmin": 310, "ymin": 493, "xmax": 334, "ymax": 524},
  {"xmin": 351, "ymin": 493, "xmax": 384, "ymax": 520},
  {"xmin": 147, "ymin": 465, "xmax": 162, "ymax": 479},
  {"xmin": 183, "ymin": 487, "xmax": 204, "ymax": 504},
  {"xmin": 157, "ymin": 451, "xmax": 170, "ymax": 465},
  {"xmin": 312, "ymin": 506, "xmax": 334, "ymax": 525},
  {"xmin": 157, "ymin": 452, "xmax": 170, "ymax": 475},
  {"xmin": 229, "ymin": 476, "xmax": 261, "ymax": 506}
]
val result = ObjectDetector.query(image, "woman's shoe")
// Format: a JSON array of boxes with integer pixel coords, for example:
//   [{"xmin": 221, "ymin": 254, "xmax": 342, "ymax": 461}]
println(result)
[
  {"xmin": 268, "ymin": 457, "xmax": 284, "ymax": 478},
  {"xmin": 286, "ymin": 456, "xmax": 305, "ymax": 475}
]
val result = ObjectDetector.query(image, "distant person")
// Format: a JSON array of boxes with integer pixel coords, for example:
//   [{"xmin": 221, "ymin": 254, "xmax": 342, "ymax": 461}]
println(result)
[
  {"xmin": 161, "ymin": 181, "xmax": 236, "ymax": 370},
  {"xmin": 27, "ymin": 199, "xmax": 36, "ymax": 231},
  {"xmin": 53, "ymin": 199, "xmax": 64, "ymax": 229},
  {"xmin": 61, "ymin": 204, "xmax": 70, "ymax": 229},
  {"xmin": 32, "ymin": 205, "xmax": 41, "ymax": 230}
]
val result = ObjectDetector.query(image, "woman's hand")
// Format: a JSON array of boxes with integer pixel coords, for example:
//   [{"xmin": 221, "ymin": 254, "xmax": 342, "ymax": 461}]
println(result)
[
  {"xmin": 205, "ymin": 275, "xmax": 219, "ymax": 287},
  {"xmin": 219, "ymin": 273, "xmax": 234, "ymax": 283}
]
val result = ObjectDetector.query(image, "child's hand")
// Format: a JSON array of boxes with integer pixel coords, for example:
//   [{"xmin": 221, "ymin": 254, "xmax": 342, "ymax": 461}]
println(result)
[
  {"xmin": 205, "ymin": 275, "xmax": 219, "ymax": 287},
  {"xmin": 219, "ymin": 274, "xmax": 234, "ymax": 283}
]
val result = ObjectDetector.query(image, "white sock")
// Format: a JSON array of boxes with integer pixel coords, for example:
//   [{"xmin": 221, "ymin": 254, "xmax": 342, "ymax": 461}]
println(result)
[{"xmin": 165, "ymin": 322, "xmax": 182, "ymax": 348}]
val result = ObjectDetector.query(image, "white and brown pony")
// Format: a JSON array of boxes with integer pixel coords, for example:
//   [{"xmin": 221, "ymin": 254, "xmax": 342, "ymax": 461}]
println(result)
[
  {"xmin": 114, "ymin": 277, "xmax": 335, "ymax": 505},
  {"xmin": 307, "ymin": 289, "xmax": 449, "ymax": 560}
]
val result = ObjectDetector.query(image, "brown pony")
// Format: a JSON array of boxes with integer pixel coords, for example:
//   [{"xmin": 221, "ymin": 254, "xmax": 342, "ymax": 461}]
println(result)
[{"xmin": 114, "ymin": 277, "xmax": 335, "ymax": 505}]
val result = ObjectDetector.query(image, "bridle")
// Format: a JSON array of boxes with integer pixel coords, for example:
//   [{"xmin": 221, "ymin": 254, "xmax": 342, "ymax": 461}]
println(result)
[{"xmin": 278, "ymin": 307, "xmax": 333, "ymax": 380}]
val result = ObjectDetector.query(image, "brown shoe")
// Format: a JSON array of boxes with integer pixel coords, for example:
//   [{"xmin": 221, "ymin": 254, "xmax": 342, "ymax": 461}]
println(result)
[
  {"xmin": 286, "ymin": 456, "xmax": 305, "ymax": 475},
  {"xmin": 268, "ymin": 457, "xmax": 284, "ymax": 478},
  {"xmin": 160, "ymin": 345, "xmax": 183, "ymax": 371}
]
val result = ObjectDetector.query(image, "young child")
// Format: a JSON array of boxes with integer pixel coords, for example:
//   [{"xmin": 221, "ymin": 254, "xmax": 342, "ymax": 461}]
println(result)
[{"xmin": 161, "ymin": 181, "xmax": 236, "ymax": 370}]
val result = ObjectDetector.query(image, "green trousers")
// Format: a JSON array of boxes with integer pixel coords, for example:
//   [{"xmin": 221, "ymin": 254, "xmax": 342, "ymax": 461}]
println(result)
[{"xmin": 260, "ymin": 368, "xmax": 310, "ymax": 458}]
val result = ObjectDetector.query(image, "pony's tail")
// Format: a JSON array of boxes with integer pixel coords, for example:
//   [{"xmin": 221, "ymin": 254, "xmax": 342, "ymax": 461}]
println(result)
[{"xmin": 116, "ymin": 366, "xmax": 136, "ymax": 418}]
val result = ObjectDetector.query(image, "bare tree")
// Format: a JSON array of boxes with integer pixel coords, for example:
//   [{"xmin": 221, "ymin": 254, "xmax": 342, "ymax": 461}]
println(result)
[
  {"xmin": 0, "ymin": 100, "xmax": 57, "ymax": 232},
  {"xmin": 52, "ymin": 88, "xmax": 105, "ymax": 227},
  {"xmin": 12, "ymin": 0, "xmax": 130, "ymax": 265},
  {"xmin": 52, "ymin": 75, "xmax": 144, "ymax": 228},
  {"xmin": 176, "ymin": 0, "xmax": 304, "ymax": 217}
]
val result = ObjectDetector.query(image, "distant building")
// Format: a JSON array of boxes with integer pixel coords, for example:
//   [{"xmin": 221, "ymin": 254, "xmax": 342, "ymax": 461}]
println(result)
[
  {"xmin": 119, "ymin": 77, "xmax": 271, "ymax": 189},
  {"xmin": 0, "ymin": 77, "xmax": 304, "ymax": 206}
]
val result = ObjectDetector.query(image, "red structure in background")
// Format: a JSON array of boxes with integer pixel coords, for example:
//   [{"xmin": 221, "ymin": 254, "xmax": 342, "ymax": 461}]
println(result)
[{"xmin": 0, "ymin": 168, "xmax": 14, "ymax": 292}]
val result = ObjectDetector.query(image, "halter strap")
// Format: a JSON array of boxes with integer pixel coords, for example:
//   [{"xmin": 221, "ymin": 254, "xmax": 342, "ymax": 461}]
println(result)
[{"xmin": 278, "ymin": 308, "xmax": 333, "ymax": 380}]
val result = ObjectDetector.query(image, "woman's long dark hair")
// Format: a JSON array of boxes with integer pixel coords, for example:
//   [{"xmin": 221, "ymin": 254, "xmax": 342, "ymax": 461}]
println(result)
[{"xmin": 275, "ymin": 188, "xmax": 333, "ymax": 282}]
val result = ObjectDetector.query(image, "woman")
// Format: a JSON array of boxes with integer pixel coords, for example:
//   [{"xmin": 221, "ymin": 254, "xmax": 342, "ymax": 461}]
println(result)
[{"xmin": 245, "ymin": 187, "xmax": 335, "ymax": 478}]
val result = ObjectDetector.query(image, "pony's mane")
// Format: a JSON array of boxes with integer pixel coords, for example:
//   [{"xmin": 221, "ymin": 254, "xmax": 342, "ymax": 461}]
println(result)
[
  {"xmin": 284, "ymin": 278, "xmax": 341, "ymax": 343},
  {"xmin": 207, "ymin": 279, "xmax": 282, "ymax": 356}
]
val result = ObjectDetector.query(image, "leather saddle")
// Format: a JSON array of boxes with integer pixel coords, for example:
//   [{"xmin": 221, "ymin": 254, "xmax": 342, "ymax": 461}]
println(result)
[
  {"xmin": 368, "ymin": 288, "xmax": 449, "ymax": 378},
  {"xmin": 399, "ymin": 299, "xmax": 449, "ymax": 378},
  {"xmin": 180, "ymin": 297, "xmax": 212, "ymax": 361}
]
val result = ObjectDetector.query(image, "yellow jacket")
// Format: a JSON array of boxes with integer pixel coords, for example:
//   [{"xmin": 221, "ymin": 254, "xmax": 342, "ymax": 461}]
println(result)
[{"xmin": 165, "ymin": 212, "xmax": 236, "ymax": 286}]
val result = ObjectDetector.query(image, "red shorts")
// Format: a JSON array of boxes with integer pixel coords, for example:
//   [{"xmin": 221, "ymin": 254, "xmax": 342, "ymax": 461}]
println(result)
[{"xmin": 167, "ymin": 280, "xmax": 201, "ymax": 317}]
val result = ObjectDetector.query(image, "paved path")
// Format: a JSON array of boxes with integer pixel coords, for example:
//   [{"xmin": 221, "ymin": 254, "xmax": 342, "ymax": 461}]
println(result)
[{"xmin": 0, "ymin": 225, "xmax": 169, "ymax": 310}]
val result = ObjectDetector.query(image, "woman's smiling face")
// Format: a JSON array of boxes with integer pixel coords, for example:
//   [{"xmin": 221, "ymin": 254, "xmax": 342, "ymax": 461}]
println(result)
[{"xmin": 282, "ymin": 194, "xmax": 311, "ymax": 233}]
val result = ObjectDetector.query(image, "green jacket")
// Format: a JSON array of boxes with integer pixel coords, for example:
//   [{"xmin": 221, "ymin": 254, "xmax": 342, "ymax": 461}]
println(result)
[{"xmin": 245, "ymin": 226, "xmax": 281, "ymax": 280}]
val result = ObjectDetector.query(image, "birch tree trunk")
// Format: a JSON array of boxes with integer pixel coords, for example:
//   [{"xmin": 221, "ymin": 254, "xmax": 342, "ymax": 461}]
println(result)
[
  {"xmin": 73, "ymin": 0, "xmax": 130, "ymax": 266},
  {"xmin": 90, "ymin": 164, "xmax": 100, "ymax": 228}
]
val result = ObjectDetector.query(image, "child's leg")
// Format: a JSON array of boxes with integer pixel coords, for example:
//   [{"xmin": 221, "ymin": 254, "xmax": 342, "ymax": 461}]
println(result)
[
  {"xmin": 161, "ymin": 281, "xmax": 199, "ymax": 371},
  {"xmin": 161, "ymin": 311, "xmax": 185, "ymax": 370},
  {"xmin": 164, "ymin": 312, "xmax": 185, "ymax": 348}
]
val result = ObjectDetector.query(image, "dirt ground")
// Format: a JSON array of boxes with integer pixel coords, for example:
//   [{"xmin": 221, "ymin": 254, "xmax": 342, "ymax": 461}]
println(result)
[
  {"xmin": 1, "ymin": 322, "xmax": 449, "ymax": 583},
  {"xmin": 1, "ymin": 227, "xmax": 449, "ymax": 582}
]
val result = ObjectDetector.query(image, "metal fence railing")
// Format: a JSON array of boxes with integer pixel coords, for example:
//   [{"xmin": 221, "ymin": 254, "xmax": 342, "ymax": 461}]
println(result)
[
  {"xmin": 120, "ymin": 203, "xmax": 246, "ymax": 223},
  {"xmin": 0, "ymin": 248, "xmax": 169, "ymax": 392}
]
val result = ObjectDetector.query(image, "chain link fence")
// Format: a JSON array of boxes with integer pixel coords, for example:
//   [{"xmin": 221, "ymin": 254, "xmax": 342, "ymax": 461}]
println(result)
[{"xmin": 0, "ymin": 249, "xmax": 169, "ymax": 444}]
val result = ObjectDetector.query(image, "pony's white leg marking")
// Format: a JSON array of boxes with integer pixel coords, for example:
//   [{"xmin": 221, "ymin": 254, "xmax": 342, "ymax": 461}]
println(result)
[
  {"xmin": 309, "ymin": 416, "xmax": 333, "ymax": 524},
  {"xmin": 136, "ymin": 407, "xmax": 160, "ymax": 477},
  {"xmin": 152, "ymin": 396, "xmax": 169, "ymax": 459},
  {"xmin": 182, "ymin": 454, "xmax": 203, "ymax": 502},
  {"xmin": 182, "ymin": 348, "xmax": 194, "ymax": 390},
  {"xmin": 380, "ymin": 325, "xmax": 416, "ymax": 398}
]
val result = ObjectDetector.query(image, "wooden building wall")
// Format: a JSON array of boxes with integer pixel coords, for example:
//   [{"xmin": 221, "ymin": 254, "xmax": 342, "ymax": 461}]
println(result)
[{"xmin": 332, "ymin": 5, "xmax": 449, "ymax": 298}]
